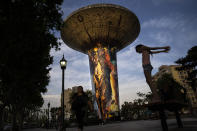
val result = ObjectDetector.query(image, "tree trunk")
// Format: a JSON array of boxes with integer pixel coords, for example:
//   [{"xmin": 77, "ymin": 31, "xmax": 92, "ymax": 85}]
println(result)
[
  {"xmin": 12, "ymin": 112, "xmax": 17, "ymax": 131},
  {"xmin": 18, "ymin": 111, "xmax": 24, "ymax": 131},
  {"xmin": 0, "ymin": 106, "xmax": 5, "ymax": 131}
]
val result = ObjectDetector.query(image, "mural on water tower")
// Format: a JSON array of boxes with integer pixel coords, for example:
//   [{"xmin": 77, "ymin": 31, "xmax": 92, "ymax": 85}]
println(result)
[{"xmin": 88, "ymin": 43, "xmax": 119, "ymax": 119}]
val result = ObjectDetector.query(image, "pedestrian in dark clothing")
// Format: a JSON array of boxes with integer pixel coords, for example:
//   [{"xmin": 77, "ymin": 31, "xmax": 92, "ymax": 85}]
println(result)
[
  {"xmin": 71, "ymin": 86, "xmax": 92, "ymax": 131},
  {"xmin": 56, "ymin": 108, "xmax": 62, "ymax": 131}
]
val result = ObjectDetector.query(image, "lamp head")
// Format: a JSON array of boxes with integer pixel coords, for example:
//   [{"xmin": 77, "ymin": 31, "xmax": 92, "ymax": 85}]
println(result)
[{"xmin": 60, "ymin": 55, "xmax": 67, "ymax": 69}]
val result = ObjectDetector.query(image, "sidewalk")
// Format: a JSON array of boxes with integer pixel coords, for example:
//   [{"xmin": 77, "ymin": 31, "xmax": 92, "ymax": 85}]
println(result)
[{"xmin": 24, "ymin": 118, "xmax": 197, "ymax": 131}]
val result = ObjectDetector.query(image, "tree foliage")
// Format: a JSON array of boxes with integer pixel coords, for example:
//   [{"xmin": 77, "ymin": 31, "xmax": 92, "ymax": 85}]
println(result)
[
  {"xmin": 50, "ymin": 107, "xmax": 60, "ymax": 122},
  {"xmin": 175, "ymin": 46, "xmax": 197, "ymax": 92},
  {"xmin": 121, "ymin": 92, "xmax": 152, "ymax": 120},
  {"xmin": 0, "ymin": 0, "xmax": 63, "ymax": 130},
  {"xmin": 156, "ymin": 73, "xmax": 187, "ymax": 103},
  {"xmin": 121, "ymin": 102, "xmax": 133, "ymax": 120},
  {"xmin": 136, "ymin": 92, "xmax": 152, "ymax": 103}
]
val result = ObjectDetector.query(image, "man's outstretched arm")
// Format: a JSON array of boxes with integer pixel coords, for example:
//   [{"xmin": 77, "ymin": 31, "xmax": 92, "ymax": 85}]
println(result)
[
  {"xmin": 149, "ymin": 46, "xmax": 170, "ymax": 50},
  {"xmin": 151, "ymin": 50, "xmax": 169, "ymax": 54}
]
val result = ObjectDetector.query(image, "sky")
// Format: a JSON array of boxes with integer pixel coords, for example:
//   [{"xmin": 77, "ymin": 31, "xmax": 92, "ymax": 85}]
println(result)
[{"xmin": 42, "ymin": 0, "xmax": 197, "ymax": 108}]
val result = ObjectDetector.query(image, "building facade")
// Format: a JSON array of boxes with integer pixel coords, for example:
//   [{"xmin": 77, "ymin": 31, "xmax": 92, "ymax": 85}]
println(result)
[
  {"xmin": 153, "ymin": 65, "xmax": 197, "ymax": 108},
  {"xmin": 60, "ymin": 88, "xmax": 72, "ymax": 119}
]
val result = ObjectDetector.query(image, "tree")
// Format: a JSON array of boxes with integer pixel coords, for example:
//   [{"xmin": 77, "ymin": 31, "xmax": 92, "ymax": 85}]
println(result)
[
  {"xmin": 50, "ymin": 107, "xmax": 59, "ymax": 122},
  {"xmin": 121, "ymin": 102, "xmax": 133, "ymax": 120},
  {"xmin": 121, "ymin": 92, "xmax": 152, "ymax": 121},
  {"xmin": 156, "ymin": 73, "xmax": 187, "ymax": 103},
  {"xmin": 136, "ymin": 92, "xmax": 152, "ymax": 104},
  {"xmin": 0, "ymin": 0, "xmax": 63, "ymax": 130},
  {"xmin": 175, "ymin": 46, "xmax": 197, "ymax": 94}
]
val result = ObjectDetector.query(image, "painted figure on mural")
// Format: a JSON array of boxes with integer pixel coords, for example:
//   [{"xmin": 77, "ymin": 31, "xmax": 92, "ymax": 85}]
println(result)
[
  {"xmin": 94, "ymin": 46, "xmax": 109, "ymax": 119},
  {"xmin": 97, "ymin": 46, "xmax": 112, "ymax": 117},
  {"xmin": 104, "ymin": 48, "xmax": 119, "ymax": 111},
  {"xmin": 88, "ymin": 43, "xmax": 120, "ymax": 120},
  {"xmin": 88, "ymin": 47, "xmax": 105, "ymax": 119}
]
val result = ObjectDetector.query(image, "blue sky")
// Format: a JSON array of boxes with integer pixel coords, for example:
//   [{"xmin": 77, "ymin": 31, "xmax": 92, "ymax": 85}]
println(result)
[{"xmin": 42, "ymin": 0, "xmax": 197, "ymax": 108}]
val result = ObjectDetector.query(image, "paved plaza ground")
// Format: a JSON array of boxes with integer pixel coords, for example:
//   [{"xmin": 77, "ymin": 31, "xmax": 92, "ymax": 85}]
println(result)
[{"xmin": 24, "ymin": 118, "xmax": 197, "ymax": 131}]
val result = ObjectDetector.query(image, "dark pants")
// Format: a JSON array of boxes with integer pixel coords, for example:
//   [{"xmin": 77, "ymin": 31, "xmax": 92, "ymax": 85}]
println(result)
[{"xmin": 76, "ymin": 110, "xmax": 86, "ymax": 130}]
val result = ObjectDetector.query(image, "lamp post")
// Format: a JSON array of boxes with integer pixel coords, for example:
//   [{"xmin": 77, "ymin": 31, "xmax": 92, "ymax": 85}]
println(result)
[
  {"xmin": 48, "ymin": 102, "xmax": 50, "ymax": 128},
  {"xmin": 60, "ymin": 55, "xmax": 67, "ymax": 130}
]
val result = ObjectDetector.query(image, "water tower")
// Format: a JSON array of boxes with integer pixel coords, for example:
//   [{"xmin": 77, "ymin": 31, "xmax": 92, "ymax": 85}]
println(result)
[{"xmin": 61, "ymin": 4, "xmax": 140, "ymax": 119}]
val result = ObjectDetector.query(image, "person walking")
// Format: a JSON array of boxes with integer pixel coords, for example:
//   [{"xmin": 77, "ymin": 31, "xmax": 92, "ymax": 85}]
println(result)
[
  {"xmin": 56, "ymin": 108, "xmax": 62, "ymax": 131},
  {"xmin": 71, "ymin": 86, "xmax": 93, "ymax": 131}
]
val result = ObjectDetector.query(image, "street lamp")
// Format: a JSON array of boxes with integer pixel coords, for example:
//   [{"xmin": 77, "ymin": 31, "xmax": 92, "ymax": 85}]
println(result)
[
  {"xmin": 60, "ymin": 55, "xmax": 67, "ymax": 130},
  {"xmin": 48, "ymin": 102, "xmax": 50, "ymax": 128}
]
